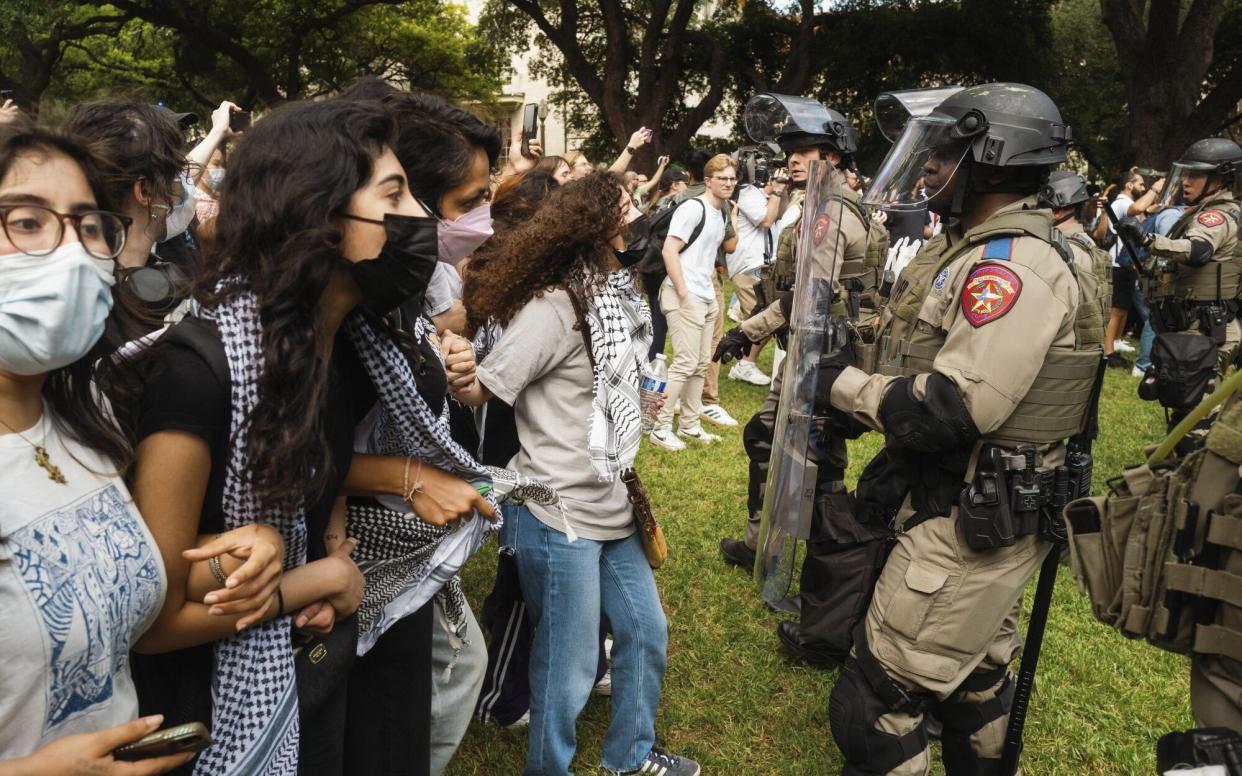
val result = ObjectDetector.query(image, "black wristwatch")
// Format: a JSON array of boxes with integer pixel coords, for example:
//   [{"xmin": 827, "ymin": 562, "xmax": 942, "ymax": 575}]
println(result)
[{"xmin": 626, "ymin": 146, "xmax": 637, "ymax": 155}]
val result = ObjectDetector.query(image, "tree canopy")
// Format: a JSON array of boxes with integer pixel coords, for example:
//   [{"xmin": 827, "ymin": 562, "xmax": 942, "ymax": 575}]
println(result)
[{"xmin": 0, "ymin": 0, "xmax": 504, "ymax": 118}]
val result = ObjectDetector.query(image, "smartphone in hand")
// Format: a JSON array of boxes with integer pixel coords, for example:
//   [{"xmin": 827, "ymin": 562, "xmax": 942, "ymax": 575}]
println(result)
[
  {"xmin": 114, "ymin": 722, "xmax": 212, "ymax": 761},
  {"xmin": 521, "ymin": 103, "xmax": 539, "ymax": 158},
  {"xmin": 229, "ymin": 110, "xmax": 251, "ymax": 132}
]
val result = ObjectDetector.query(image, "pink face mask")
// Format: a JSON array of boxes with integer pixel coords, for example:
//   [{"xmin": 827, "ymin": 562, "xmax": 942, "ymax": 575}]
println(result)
[{"xmin": 436, "ymin": 203, "xmax": 493, "ymax": 267}]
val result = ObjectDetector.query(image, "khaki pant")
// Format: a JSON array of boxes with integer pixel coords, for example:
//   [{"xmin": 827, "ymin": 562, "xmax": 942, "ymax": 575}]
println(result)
[
  {"xmin": 701, "ymin": 271, "xmax": 725, "ymax": 406},
  {"xmin": 864, "ymin": 510, "xmax": 1050, "ymax": 774},
  {"xmin": 731, "ymin": 268, "xmax": 770, "ymax": 352},
  {"xmin": 658, "ymin": 284, "xmax": 717, "ymax": 430}
]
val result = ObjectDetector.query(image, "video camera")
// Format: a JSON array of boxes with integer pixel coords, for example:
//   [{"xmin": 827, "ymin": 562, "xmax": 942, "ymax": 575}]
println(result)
[{"xmin": 737, "ymin": 142, "xmax": 780, "ymax": 188}]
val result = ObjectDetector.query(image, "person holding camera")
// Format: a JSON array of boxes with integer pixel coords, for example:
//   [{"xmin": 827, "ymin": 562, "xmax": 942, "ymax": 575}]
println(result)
[{"xmin": 724, "ymin": 149, "xmax": 784, "ymax": 386}]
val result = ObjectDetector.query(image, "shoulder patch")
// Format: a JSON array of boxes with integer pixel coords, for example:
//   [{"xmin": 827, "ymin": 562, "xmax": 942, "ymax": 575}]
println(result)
[
  {"xmin": 961, "ymin": 262, "xmax": 1022, "ymax": 327},
  {"xmin": 1198, "ymin": 210, "xmax": 1226, "ymax": 228},
  {"xmin": 933, "ymin": 267, "xmax": 949, "ymax": 290},
  {"xmin": 812, "ymin": 212, "xmax": 832, "ymax": 245},
  {"xmin": 979, "ymin": 237, "xmax": 1014, "ymax": 261}
]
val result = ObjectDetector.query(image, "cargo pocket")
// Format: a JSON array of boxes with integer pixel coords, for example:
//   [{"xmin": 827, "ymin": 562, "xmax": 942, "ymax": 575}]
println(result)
[{"xmin": 885, "ymin": 562, "xmax": 949, "ymax": 641}]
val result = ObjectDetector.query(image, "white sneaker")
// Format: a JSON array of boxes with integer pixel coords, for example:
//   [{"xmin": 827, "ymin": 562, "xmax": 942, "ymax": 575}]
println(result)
[
  {"xmin": 729, "ymin": 359, "xmax": 771, "ymax": 386},
  {"xmin": 1114, "ymin": 339, "xmax": 1136, "ymax": 353},
  {"xmin": 1132, "ymin": 366, "xmax": 1148, "ymax": 378},
  {"xmin": 503, "ymin": 710, "xmax": 530, "ymax": 729},
  {"xmin": 678, "ymin": 425, "xmax": 722, "ymax": 444},
  {"xmin": 649, "ymin": 426, "xmax": 686, "ymax": 451},
  {"xmin": 700, "ymin": 404, "xmax": 738, "ymax": 427},
  {"xmin": 592, "ymin": 668, "xmax": 612, "ymax": 696}
]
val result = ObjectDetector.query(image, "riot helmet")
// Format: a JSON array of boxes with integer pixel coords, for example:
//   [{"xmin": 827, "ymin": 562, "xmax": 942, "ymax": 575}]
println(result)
[
  {"xmin": 1038, "ymin": 170, "xmax": 1090, "ymax": 210},
  {"xmin": 744, "ymin": 93, "xmax": 857, "ymax": 157},
  {"xmin": 1158, "ymin": 137, "xmax": 1242, "ymax": 207},
  {"xmin": 863, "ymin": 83, "xmax": 1071, "ymax": 212}
]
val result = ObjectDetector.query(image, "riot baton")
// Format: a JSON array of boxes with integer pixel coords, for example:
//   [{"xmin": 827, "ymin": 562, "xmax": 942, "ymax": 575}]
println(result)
[
  {"xmin": 998, "ymin": 544, "xmax": 1060, "ymax": 775},
  {"xmin": 1102, "ymin": 199, "xmax": 1150, "ymax": 278}
]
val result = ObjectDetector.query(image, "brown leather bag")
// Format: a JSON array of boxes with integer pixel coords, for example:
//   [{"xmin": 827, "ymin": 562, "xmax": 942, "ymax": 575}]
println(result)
[{"xmin": 622, "ymin": 468, "xmax": 667, "ymax": 569}]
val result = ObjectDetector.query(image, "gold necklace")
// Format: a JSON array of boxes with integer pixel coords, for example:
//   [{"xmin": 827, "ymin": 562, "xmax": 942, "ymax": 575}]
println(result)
[{"xmin": 0, "ymin": 413, "xmax": 67, "ymax": 484}]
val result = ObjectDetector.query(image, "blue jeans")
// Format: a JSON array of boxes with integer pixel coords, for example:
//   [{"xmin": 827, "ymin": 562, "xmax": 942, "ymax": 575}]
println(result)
[
  {"xmin": 505, "ymin": 503, "xmax": 667, "ymax": 775},
  {"xmin": 1133, "ymin": 285, "xmax": 1155, "ymax": 371}
]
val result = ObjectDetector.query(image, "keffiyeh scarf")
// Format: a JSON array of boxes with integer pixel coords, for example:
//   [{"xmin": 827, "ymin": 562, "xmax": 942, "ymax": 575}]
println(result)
[
  {"xmin": 583, "ymin": 270, "xmax": 653, "ymax": 480},
  {"xmin": 196, "ymin": 289, "xmax": 497, "ymax": 775}
]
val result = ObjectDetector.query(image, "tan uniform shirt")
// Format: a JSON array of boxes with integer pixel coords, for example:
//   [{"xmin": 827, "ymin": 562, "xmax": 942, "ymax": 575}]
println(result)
[
  {"xmin": 830, "ymin": 197, "xmax": 1080, "ymax": 437},
  {"xmin": 1150, "ymin": 190, "xmax": 1239, "ymax": 267},
  {"xmin": 739, "ymin": 193, "xmax": 870, "ymax": 342}
]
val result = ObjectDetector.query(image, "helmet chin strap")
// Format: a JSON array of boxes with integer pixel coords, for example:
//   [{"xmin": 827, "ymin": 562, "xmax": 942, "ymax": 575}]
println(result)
[{"xmin": 1053, "ymin": 211, "xmax": 1075, "ymax": 225}]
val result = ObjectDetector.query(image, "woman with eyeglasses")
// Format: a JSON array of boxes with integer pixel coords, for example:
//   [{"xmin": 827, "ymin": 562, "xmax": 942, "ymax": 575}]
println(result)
[{"xmin": 0, "ymin": 121, "xmax": 192, "ymax": 774}]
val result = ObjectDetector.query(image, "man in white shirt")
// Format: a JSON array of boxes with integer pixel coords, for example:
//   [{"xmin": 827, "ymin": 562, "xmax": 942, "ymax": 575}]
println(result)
[
  {"xmin": 1103, "ymin": 170, "xmax": 1163, "ymax": 363},
  {"xmin": 651, "ymin": 154, "xmax": 737, "ymax": 450},
  {"xmin": 725, "ymin": 173, "xmax": 783, "ymax": 386}
]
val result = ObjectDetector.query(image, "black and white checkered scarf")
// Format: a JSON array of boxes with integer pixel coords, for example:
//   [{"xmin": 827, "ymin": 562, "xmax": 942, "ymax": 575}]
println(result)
[
  {"xmin": 585, "ymin": 270, "xmax": 652, "ymax": 480},
  {"xmin": 195, "ymin": 288, "xmax": 496, "ymax": 775}
]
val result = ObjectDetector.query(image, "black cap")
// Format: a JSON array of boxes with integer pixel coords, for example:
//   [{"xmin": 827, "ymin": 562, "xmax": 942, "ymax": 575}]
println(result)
[{"xmin": 154, "ymin": 105, "xmax": 199, "ymax": 130}]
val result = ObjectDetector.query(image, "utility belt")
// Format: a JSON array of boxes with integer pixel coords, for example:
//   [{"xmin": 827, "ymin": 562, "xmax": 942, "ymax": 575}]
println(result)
[
  {"xmin": 1151, "ymin": 298, "xmax": 1239, "ymax": 343},
  {"xmin": 955, "ymin": 443, "xmax": 1091, "ymax": 550}
]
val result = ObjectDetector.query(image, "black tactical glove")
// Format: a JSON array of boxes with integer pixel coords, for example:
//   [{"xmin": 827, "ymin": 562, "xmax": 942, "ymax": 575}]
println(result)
[
  {"xmin": 812, "ymin": 316, "xmax": 856, "ymax": 413},
  {"xmin": 1115, "ymin": 217, "xmax": 1151, "ymax": 251},
  {"xmin": 713, "ymin": 326, "xmax": 755, "ymax": 364}
]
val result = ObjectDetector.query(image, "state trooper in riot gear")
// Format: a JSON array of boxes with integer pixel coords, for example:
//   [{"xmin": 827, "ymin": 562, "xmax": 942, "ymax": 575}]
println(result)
[
  {"xmin": 1039, "ymin": 171, "xmax": 1112, "ymax": 351},
  {"xmin": 816, "ymin": 84, "xmax": 1102, "ymax": 775},
  {"xmin": 714, "ymin": 94, "xmax": 878, "ymax": 668},
  {"xmin": 1119, "ymin": 138, "xmax": 1242, "ymax": 422}
]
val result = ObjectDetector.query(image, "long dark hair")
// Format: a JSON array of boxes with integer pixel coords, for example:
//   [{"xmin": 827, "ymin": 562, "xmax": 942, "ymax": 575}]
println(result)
[
  {"xmin": 0, "ymin": 121, "xmax": 133, "ymax": 471},
  {"xmin": 382, "ymin": 92, "xmax": 501, "ymax": 217},
  {"xmin": 61, "ymin": 100, "xmax": 187, "ymax": 221},
  {"xmin": 463, "ymin": 170, "xmax": 624, "ymax": 334},
  {"xmin": 198, "ymin": 99, "xmax": 396, "ymax": 511}
]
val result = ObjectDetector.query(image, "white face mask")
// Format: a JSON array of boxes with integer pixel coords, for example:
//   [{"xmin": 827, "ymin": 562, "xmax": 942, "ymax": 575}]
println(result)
[
  {"xmin": 159, "ymin": 175, "xmax": 198, "ymax": 240},
  {"xmin": 0, "ymin": 242, "xmax": 115, "ymax": 375}
]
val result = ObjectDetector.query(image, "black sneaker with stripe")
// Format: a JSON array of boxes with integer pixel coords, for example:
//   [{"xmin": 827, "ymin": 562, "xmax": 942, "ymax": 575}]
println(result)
[{"xmin": 608, "ymin": 747, "xmax": 701, "ymax": 776}]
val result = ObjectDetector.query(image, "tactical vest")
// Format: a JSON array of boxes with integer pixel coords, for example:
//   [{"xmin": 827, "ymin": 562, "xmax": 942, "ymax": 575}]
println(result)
[
  {"xmin": 870, "ymin": 208, "xmax": 1102, "ymax": 446},
  {"xmin": 1066, "ymin": 231, "xmax": 1111, "ymax": 349},
  {"xmin": 1066, "ymin": 392, "xmax": 1242, "ymax": 664},
  {"xmin": 838, "ymin": 193, "xmax": 890, "ymax": 305},
  {"xmin": 763, "ymin": 190, "xmax": 804, "ymax": 301},
  {"xmin": 1150, "ymin": 194, "xmax": 1242, "ymax": 304}
]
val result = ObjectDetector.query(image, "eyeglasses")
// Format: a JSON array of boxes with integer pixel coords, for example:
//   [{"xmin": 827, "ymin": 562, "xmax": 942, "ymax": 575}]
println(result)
[
  {"xmin": 0, "ymin": 205, "xmax": 131, "ymax": 260},
  {"xmin": 711, "ymin": 176, "xmax": 738, "ymax": 183}
]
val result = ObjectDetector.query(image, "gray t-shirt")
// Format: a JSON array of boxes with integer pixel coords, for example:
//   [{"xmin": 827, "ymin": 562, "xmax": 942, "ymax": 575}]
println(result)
[
  {"xmin": 0, "ymin": 406, "xmax": 166, "ymax": 757},
  {"xmin": 476, "ymin": 289, "xmax": 634, "ymax": 541}
]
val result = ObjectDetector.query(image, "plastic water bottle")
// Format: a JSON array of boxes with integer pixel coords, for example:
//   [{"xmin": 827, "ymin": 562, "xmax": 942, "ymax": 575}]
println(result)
[{"xmin": 639, "ymin": 355, "xmax": 668, "ymax": 433}]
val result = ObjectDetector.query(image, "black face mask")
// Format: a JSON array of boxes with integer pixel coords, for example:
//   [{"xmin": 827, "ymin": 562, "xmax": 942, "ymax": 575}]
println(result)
[
  {"xmin": 613, "ymin": 214, "xmax": 651, "ymax": 269},
  {"xmin": 345, "ymin": 213, "xmax": 439, "ymax": 317}
]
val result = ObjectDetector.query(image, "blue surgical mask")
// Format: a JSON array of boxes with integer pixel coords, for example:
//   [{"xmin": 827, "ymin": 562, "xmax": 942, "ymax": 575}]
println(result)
[
  {"xmin": 0, "ymin": 242, "xmax": 115, "ymax": 375},
  {"xmin": 206, "ymin": 168, "xmax": 225, "ymax": 191},
  {"xmin": 158, "ymin": 174, "xmax": 197, "ymax": 241}
]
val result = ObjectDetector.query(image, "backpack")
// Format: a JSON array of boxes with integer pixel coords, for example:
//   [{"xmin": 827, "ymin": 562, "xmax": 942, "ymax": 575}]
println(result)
[{"xmin": 634, "ymin": 198, "xmax": 712, "ymax": 276}]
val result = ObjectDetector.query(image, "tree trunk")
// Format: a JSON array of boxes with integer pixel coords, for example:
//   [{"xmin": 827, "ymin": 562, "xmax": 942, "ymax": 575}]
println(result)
[{"xmin": 1100, "ymin": 0, "xmax": 1233, "ymax": 169}]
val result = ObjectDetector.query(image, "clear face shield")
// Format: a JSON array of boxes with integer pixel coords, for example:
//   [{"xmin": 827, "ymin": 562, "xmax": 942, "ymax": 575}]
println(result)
[
  {"xmin": 873, "ymin": 87, "xmax": 965, "ymax": 142},
  {"xmin": 861, "ymin": 115, "xmax": 971, "ymax": 211},
  {"xmin": 744, "ymin": 93, "xmax": 834, "ymax": 143},
  {"xmin": 1158, "ymin": 162, "xmax": 1213, "ymax": 208}
]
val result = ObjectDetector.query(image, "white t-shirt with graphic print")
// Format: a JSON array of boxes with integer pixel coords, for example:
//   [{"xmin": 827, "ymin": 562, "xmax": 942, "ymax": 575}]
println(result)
[{"xmin": 0, "ymin": 405, "xmax": 166, "ymax": 758}]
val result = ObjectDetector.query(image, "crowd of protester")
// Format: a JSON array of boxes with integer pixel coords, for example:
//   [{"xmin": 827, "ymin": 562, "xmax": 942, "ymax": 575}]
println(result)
[
  {"xmin": 0, "ymin": 79, "xmax": 712, "ymax": 776},
  {"xmin": 0, "ymin": 71, "xmax": 1190, "ymax": 776}
]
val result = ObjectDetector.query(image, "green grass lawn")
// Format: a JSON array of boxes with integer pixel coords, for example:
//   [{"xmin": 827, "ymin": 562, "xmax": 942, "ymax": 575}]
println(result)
[{"xmin": 448, "ymin": 338, "xmax": 1186, "ymax": 775}]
